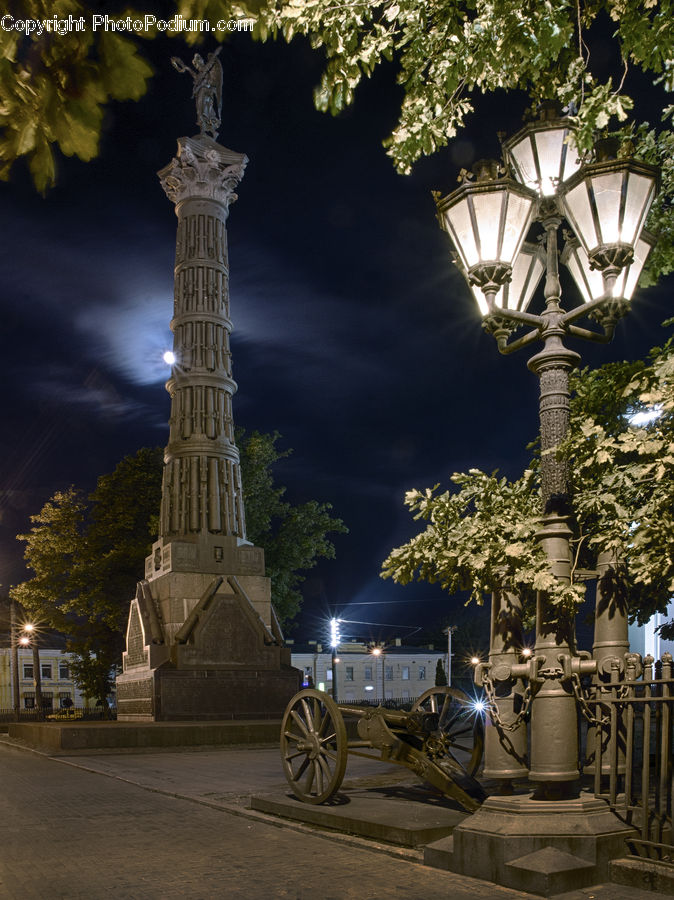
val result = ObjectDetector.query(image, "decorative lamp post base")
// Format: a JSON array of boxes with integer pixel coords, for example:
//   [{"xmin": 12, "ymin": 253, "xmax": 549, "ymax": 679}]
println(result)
[{"xmin": 439, "ymin": 793, "xmax": 636, "ymax": 896}]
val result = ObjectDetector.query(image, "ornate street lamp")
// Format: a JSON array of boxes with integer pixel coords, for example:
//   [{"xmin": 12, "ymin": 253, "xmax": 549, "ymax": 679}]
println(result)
[
  {"xmin": 559, "ymin": 139, "xmax": 658, "ymax": 272},
  {"xmin": 502, "ymin": 101, "xmax": 581, "ymax": 198},
  {"xmin": 435, "ymin": 159, "xmax": 537, "ymax": 305},
  {"xmin": 459, "ymin": 241, "xmax": 546, "ymax": 316},
  {"xmin": 560, "ymin": 229, "xmax": 656, "ymax": 320},
  {"xmin": 435, "ymin": 106, "xmax": 659, "ymax": 809}
]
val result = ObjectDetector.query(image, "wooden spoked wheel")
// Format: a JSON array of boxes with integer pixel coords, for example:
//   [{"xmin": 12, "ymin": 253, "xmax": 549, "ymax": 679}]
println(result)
[
  {"xmin": 411, "ymin": 686, "xmax": 485, "ymax": 777},
  {"xmin": 281, "ymin": 689, "xmax": 348, "ymax": 804}
]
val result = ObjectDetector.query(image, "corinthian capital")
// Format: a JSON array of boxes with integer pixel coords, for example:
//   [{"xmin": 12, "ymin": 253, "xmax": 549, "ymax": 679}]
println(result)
[{"xmin": 158, "ymin": 135, "xmax": 248, "ymax": 207}]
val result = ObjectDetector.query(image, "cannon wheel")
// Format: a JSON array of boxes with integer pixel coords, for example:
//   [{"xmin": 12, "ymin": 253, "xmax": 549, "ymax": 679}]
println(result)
[
  {"xmin": 412, "ymin": 686, "xmax": 485, "ymax": 777},
  {"xmin": 281, "ymin": 689, "xmax": 348, "ymax": 804}
]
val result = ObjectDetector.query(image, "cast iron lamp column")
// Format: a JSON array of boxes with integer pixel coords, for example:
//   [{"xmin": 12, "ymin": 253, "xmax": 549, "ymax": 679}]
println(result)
[{"xmin": 435, "ymin": 107, "xmax": 659, "ymax": 799}]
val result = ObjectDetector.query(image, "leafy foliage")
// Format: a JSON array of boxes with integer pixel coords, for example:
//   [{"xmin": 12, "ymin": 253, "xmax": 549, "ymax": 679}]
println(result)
[
  {"xmin": 382, "ymin": 468, "xmax": 584, "ymax": 631},
  {"xmin": 564, "ymin": 326, "xmax": 674, "ymax": 637},
  {"xmin": 0, "ymin": 0, "xmax": 154, "ymax": 191},
  {"xmin": 11, "ymin": 448, "xmax": 164, "ymax": 704},
  {"xmin": 434, "ymin": 658, "xmax": 447, "ymax": 686},
  {"xmin": 238, "ymin": 429, "xmax": 348, "ymax": 627},
  {"xmin": 257, "ymin": 0, "xmax": 674, "ymax": 280},
  {"xmin": 3, "ymin": 1, "xmax": 673, "ymax": 278},
  {"xmin": 383, "ymin": 327, "xmax": 674, "ymax": 640}
]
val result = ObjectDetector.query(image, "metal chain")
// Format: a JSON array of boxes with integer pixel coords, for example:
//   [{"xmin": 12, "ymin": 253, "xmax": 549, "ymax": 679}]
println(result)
[
  {"xmin": 570, "ymin": 673, "xmax": 610, "ymax": 726},
  {"xmin": 485, "ymin": 671, "xmax": 628, "ymax": 730},
  {"xmin": 481, "ymin": 674, "xmax": 533, "ymax": 732}
]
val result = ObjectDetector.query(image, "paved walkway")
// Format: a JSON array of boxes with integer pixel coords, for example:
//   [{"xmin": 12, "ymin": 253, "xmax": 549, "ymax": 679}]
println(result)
[{"xmin": 0, "ymin": 740, "xmax": 669, "ymax": 899}]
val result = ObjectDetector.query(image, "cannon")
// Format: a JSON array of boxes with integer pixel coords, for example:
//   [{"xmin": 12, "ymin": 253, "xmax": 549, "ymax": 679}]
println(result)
[{"xmin": 280, "ymin": 686, "xmax": 486, "ymax": 812}]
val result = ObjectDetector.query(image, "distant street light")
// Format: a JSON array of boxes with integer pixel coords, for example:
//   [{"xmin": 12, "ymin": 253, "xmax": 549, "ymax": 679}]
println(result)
[
  {"xmin": 163, "ymin": 350, "xmax": 176, "ymax": 365},
  {"xmin": 329, "ymin": 617, "xmax": 341, "ymax": 701}
]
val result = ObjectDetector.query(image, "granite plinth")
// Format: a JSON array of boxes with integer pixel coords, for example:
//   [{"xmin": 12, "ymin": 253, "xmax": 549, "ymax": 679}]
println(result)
[{"xmin": 8, "ymin": 719, "xmax": 282, "ymax": 753}]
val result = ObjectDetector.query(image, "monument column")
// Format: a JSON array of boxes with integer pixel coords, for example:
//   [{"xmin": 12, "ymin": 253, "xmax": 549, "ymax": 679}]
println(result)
[{"xmin": 116, "ymin": 53, "xmax": 300, "ymax": 720}]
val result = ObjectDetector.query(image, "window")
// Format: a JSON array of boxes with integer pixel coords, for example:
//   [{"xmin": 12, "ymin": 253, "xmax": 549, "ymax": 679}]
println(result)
[
  {"xmin": 59, "ymin": 663, "xmax": 70, "ymax": 680},
  {"xmin": 23, "ymin": 696, "xmax": 35, "ymax": 709},
  {"xmin": 41, "ymin": 664, "xmax": 52, "ymax": 679},
  {"xmin": 59, "ymin": 694, "xmax": 73, "ymax": 709},
  {"xmin": 364, "ymin": 665, "xmax": 373, "ymax": 680},
  {"xmin": 23, "ymin": 664, "xmax": 33, "ymax": 679},
  {"xmin": 385, "ymin": 666, "xmax": 393, "ymax": 681},
  {"xmin": 419, "ymin": 665, "xmax": 426, "ymax": 681},
  {"xmin": 326, "ymin": 669, "xmax": 333, "ymax": 681},
  {"xmin": 41, "ymin": 693, "xmax": 53, "ymax": 711},
  {"xmin": 402, "ymin": 666, "xmax": 410, "ymax": 680},
  {"xmin": 345, "ymin": 666, "xmax": 354, "ymax": 681}
]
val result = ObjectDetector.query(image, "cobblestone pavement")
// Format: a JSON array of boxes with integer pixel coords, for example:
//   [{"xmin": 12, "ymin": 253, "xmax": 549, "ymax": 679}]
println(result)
[{"xmin": 0, "ymin": 742, "xmax": 669, "ymax": 900}]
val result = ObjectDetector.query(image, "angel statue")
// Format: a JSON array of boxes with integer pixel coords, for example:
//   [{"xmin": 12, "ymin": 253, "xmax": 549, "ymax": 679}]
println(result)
[{"xmin": 171, "ymin": 48, "xmax": 223, "ymax": 140}]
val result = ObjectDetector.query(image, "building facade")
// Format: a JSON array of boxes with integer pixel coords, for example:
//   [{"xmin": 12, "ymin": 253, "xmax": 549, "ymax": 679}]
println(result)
[
  {"xmin": 0, "ymin": 647, "xmax": 95, "ymax": 712},
  {"xmin": 628, "ymin": 598, "xmax": 674, "ymax": 661},
  {"xmin": 290, "ymin": 640, "xmax": 446, "ymax": 703}
]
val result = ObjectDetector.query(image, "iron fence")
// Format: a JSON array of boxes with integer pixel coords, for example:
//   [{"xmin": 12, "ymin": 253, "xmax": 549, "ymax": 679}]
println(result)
[
  {"xmin": 0, "ymin": 706, "xmax": 117, "ymax": 723},
  {"xmin": 587, "ymin": 653, "xmax": 673, "ymax": 861}
]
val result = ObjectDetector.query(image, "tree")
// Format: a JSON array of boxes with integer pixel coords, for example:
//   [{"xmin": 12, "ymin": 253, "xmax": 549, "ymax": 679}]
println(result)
[
  {"xmin": 11, "ymin": 447, "xmax": 164, "ymax": 707},
  {"xmin": 0, "ymin": 0, "xmax": 154, "ymax": 191},
  {"xmin": 383, "ymin": 324, "xmax": 674, "ymax": 640},
  {"xmin": 259, "ymin": 0, "xmax": 674, "ymax": 282},
  {"xmin": 238, "ymin": 429, "xmax": 348, "ymax": 626},
  {"xmin": 564, "ymin": 326, "xmax": 674, "ymax": 635},
  {"xmin": 11, "ymin": 435, "xmax": 346, "ymax": 699},
  {"xmin": 3, "ymin": 2, "xmax": 673, "ymax": 280},
  {"xmin": 435, "ymin": 658, "xmax": 447, "ymax": 687}
]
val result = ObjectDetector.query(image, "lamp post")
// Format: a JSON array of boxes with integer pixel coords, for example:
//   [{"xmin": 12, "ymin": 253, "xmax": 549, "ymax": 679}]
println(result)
[
  {"xmin": 10, "ymin": 600, "xmax": 20, "ymax": 720},
  {"xmin": 22, "ymin": 623, "xmax": 43, "ymax": 718},
  {"xmin": 444, "ymin": 625, "xmax": 457, "ymax": 686},
  {"xmin": 370, "ymin": 645, "xmax": 383, "ymax": 702},
  {"xmin": 435, "ymin": 105, "xmax": 658, "ymax": 798},
  {"xmin": 329, "ymin": 617, "xmax": 341, "ymax": 702},
  {"xmin": 435, "ymin": 104, "xmax": 658, "ymax": 892}
]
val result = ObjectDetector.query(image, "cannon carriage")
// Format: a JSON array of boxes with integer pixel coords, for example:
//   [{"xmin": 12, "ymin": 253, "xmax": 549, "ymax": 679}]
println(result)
[{"xmin": 280, "ymin": 686, "xmax": 486, "ymax": 812}]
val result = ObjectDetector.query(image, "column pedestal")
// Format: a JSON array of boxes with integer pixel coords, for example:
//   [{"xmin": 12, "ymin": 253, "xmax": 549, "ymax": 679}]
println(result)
[{"xmin": 443, "ymin": 792, "xmax": 635, "ymax": 896}]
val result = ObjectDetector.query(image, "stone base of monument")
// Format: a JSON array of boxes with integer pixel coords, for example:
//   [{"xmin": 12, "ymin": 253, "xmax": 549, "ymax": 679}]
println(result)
[
  {"xmin": 116, "ymin": 570, "xmax": 301, "ymax": 722},
  {"xmin": 117, "ymin": 667, "xmax": 300, "ymax": 722},
  {"xmin": 7, "ymin": 719, "xmax": 282, "ymax": 754},
  {"xmin": 424, "ymin": 792, "xmax": 636, "ymax": 896}
]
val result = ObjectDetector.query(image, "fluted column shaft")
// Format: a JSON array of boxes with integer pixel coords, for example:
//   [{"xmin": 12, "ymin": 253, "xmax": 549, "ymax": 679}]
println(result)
[{"xmin": 157, "ymin": 135, "xmax": 248, "ymax": 542}]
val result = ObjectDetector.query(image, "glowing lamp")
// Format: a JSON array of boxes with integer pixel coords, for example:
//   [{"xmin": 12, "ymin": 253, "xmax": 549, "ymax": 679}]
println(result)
[
  {"xmin": 329, "ymin": 617, "xmax": 341, "ymax": 649},
  {"xmin": 466, "ymin": 241, "xmax": 545, "ymax": 316},
  {"xmin": 436, "ymin": 160, "xmax": 536, "ymax": 295},
  {"xmin": 559, "ymin": 144, "xmax": 658, "ymax": 271},
  {"xmin": 561, "ymin": 230, "xmax": 656, "ymax": 304},
  {"xmin": 503, "ymin": 104, "xmax": 580, "ymax": 197}
]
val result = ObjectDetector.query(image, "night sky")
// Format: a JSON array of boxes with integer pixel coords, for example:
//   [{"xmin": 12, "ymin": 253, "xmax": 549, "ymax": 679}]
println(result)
[{"xmin": 1, "ymin": 27, "xmax": 671, "ymax": 645}]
